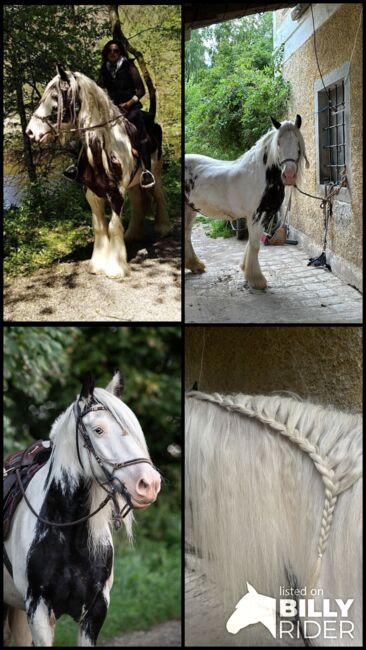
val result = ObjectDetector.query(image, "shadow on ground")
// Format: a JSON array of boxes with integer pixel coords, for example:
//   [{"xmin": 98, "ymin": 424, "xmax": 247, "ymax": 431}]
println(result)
[{"xmin": 4, "ymin": 222, "xmax": 181, "ymax": 322}]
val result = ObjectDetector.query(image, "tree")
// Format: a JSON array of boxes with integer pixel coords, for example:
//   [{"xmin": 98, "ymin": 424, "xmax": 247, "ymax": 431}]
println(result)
[
  {"xmin": 3, "ymin": 326, "xmax": 181, "ymax": 466},
  {"xmin": 4, "ymin": 5, "xmax": 106, "ymax": 185},
  {"xmin": 185, "ymin": 13, "xmax": 290, "ymax": 159}
]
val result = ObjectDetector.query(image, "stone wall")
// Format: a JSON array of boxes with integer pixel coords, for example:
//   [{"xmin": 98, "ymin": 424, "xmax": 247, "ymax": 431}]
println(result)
[
  {"xmin": 277, "ymin": 4, "xmax": 362, "ymax": 287},
  {"xmin": 185, "ymin": 326, "xmax": 362, "ymax": 412}
]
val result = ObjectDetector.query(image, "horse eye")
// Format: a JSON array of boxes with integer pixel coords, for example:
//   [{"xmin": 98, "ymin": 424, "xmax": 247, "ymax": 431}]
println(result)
[{"xmin": 94, "ymin": 426, "xmax": 103, "ymax": 435}]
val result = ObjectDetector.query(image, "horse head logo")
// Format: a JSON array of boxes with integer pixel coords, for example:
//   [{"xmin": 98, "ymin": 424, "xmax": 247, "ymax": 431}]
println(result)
[{"xmin": 226, "ymin": 582, "xmax": 277, "ymax": 638}]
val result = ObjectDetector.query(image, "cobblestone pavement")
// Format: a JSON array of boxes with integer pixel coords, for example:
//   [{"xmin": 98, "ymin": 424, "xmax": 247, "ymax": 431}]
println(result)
[{"xmin": 185, "ymin": 225, "xmax": 362, "ymax": 323}]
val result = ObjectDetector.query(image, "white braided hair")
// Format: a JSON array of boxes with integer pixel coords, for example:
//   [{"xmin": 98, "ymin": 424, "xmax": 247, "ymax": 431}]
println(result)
[{"xmin": 186, "ymin": 391, "xmax": 362, "ymax": 594}]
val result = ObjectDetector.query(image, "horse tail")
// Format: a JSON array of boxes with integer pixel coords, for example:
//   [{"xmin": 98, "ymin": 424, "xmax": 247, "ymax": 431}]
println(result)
[{"xmin": 148, "ymin": 92, "xmax": 156, "ymax": 121}]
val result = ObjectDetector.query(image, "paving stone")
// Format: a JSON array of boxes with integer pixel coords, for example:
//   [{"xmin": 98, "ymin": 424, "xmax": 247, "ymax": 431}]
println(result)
[{"xmin": 185, "ymin": 225, "xmax": 362, "ymax": 324}]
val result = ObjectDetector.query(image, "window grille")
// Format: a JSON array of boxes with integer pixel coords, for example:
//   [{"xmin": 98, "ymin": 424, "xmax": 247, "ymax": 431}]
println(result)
[{"xmin": 318, "ymin": 80, "xmax": 346, "ymax": 185}]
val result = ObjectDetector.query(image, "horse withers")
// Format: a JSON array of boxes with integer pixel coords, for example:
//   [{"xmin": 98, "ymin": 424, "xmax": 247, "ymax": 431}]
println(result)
[
  {"xmin": 185, "ymin": 115, "xmax": 309, "ymax": 289},
  {"xmin": 3, "ymin": 372, "xmax": 161, "ymax": 646},
  {"xmin": 25, "ymin": 64, "xmax": 171, "ymax": 280}
]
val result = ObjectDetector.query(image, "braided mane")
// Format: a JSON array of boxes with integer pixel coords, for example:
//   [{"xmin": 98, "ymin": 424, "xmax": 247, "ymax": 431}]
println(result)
[{"xmin": 186, "ymin": 391, "xmax": 362, "ymax": 599}]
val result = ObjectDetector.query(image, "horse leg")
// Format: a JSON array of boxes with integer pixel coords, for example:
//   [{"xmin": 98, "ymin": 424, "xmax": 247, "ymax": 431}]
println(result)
[
  {"xmin": 241, "ymin": 215, "xmax": 267, "ymax": 289},
  {"xmin": 125, "ymin": 185, "xmax": 145, "ymax": 242},
  {"xmin": 85, "ymin": 189, "xmax": 110, "ymax": 275},
  {"xmin": 26, "ymin": 597, "xmax": 56, "ymax": 646},
  {"xmin": 105, "ymin": 191, "xmax": 130, "ymax": 279},
  {"xmin": 185, "ymin": 203, "xmax": 205, "ymax": 273},
  {"xmin": 6, "ymin": 606, "xmax": 32, "ymax": 646},
  {"xmin": 77, "ymin": 593, "xmax": 108, "ymax": 646},
  {"xmin": 152, "ymin": 161, "xmax": 171, "ymax": 238}
]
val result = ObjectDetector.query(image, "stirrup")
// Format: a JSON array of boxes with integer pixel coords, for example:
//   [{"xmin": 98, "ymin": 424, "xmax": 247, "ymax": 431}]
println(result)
[
  {"xmin": 139, "ymin": 170, "xmax": 155, "ymax": 189},
  {"xmin": 63, "ymin": 165, "xmax": 78, "ymax": 181}
]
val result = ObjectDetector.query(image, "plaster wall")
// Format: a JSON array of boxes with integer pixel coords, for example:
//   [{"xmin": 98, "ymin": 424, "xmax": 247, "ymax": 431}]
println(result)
[
  {"xmin": 275, "ymin": 4, "xmax": 362, "ymax": 285},
  {"xmin": 185, "ymin": 326, "xmax": 362, "ymax": 412}
]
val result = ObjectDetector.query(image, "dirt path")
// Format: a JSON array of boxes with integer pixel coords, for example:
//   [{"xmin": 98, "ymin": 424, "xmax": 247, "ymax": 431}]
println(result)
[
  {"xmin": 4, "ymin": 225, "xmax": 181, "ymax": 322},
  {"xmin": 98, "ymin": 619, "xmax": 181, "ymax": 647}
]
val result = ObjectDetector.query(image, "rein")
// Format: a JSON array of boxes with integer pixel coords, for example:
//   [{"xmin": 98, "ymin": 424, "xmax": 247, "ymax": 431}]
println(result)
[
  {"xmin": 32, "ymin": 111, "xmax": 127, "ymax": 137},
  {"xmin": 15, "ymin": 397, "xmax": 153, "ymax": 531}
]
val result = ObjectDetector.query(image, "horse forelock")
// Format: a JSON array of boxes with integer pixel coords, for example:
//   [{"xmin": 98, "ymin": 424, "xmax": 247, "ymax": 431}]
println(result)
[{"xmin": 92, "ymin": 387, "xmax": 149, "ymax": 456}]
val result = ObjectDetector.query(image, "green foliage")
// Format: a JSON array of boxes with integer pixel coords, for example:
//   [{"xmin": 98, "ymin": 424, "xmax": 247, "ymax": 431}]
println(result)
[
  {"xmin": 185, "ymin": 13, "xmax": 290, "ymax": 160},
  {"xmin": 4, "ymin": 180, "xmax": 91, "ymax": 277},
  {"xmin": 4, "ymin": 327, "xmax": 79, "ymax": 454},
  {"xmin": 3, "ymin": 325, "xmax": 181, "ymax": 466}
]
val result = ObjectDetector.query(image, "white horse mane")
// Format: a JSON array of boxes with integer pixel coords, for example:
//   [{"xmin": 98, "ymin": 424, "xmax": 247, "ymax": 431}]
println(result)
[
  {"xmin": 186, "ymin": 391, "xmax": 362, "ymax": 608},
  {"xmin": 49, "ymin": 71, "xmax": 132, "ymax": 166},
  {"xmin": 244, "ymin": 120, "xmax": 309, "ymax": 183}
]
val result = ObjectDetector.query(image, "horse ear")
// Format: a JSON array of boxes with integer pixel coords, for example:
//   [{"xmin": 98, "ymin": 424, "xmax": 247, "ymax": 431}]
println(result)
[
  {"xmin": 56, "ymin": 63, "xmax": 69, "ymax": 83},
  {"xmin": 80, "ymin": 372, "xmax": 95, "ymax": 400},
  {"xmin": 270, "ymin": 116, "xmax": 281, "ymax": 130},
  {"xmin": 106, "ymin": 370, "xmax": 124, "ymax": 398},
  {"xmin": 247, "ymin": 582, "xmax": 257, "ymax": 594},
  {"xmin": 295, "ymin": 114, "xmax": 302, "ymax": 129}
]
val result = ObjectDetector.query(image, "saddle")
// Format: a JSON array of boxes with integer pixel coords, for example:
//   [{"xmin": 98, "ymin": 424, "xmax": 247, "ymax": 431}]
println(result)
[{"xmin": 3, "ymin": 440, "xmax": 52, "ymax": 541}]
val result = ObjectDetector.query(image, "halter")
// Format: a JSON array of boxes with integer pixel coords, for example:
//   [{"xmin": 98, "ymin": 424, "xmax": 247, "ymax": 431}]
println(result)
[
  {"xmin": 14, "ymin": 397, "xmax": 154, "ymax": 531},
  {"xmin": 279, "ymin": 157, "xmax": 299, "ymax": 168}
]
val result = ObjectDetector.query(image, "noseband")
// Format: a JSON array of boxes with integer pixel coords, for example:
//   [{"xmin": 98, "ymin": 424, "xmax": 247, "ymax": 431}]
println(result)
[
  {"xmin": 15, "ymin": 397, "xmax": 154, "ymax": 531},
  {"xmin": 279, "ymin": 157, "xmax": 299, "ymax": 167}
]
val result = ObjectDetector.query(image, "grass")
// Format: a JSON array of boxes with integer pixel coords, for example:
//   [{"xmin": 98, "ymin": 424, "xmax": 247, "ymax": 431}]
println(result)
[
  {"xmin": 4, "ymin": 158, "xmax": 181, "ymax": 278},
  {"xmin": 195, "ymin": 215, "xmax": 235, "ymax": 239}
]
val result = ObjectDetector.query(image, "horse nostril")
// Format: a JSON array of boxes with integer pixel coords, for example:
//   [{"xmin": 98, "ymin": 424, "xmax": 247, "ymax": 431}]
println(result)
[{"xmin": 137, "ymin": 478, "xmax": 149, "ymax": 493}]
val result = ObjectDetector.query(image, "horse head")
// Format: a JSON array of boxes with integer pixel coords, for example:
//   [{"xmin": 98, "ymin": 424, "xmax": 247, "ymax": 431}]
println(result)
[
  {"xmin": 26, "ymin": 64, "xmax": 79, "ymax": 144},
  {"xmin": 270, "ymin": 114, "xmax": 310, "ymax": 185},
  {"xmin": 74, "ymin": 371, "xmax": 161, "ymax": 511}
]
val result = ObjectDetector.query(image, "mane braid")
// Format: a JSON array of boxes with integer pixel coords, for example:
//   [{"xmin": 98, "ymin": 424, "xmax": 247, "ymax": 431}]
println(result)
[{"xmin": 186, "ymin": 391, "xmax": 360, "ymax": 589}]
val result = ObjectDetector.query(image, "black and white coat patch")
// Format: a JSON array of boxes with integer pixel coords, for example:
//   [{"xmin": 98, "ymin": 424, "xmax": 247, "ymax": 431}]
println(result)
[
  {"xmin": 25, "ymin": 473, "xmax": 113, "ymax": 645},
  {"xmin": 185, "ymin": 115, "xmax": 309, "ymax": 289}
]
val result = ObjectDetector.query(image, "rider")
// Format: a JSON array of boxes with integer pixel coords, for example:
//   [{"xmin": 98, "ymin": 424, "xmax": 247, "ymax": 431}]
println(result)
[{"xmin": 64, "ymin": 39, "xmax": 155, "ymax": 188}]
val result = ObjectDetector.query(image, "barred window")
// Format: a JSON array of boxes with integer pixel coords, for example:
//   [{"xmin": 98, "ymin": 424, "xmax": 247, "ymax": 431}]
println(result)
[{"xmin": 318, "ymin": 80, "xmax": 346, "ymax": 185}]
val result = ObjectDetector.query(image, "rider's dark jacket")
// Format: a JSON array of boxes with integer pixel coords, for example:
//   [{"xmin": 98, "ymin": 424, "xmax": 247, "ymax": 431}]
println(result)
[{"xmin": 97, "ymin": 58, "xmax": 142, "ymax": 108}]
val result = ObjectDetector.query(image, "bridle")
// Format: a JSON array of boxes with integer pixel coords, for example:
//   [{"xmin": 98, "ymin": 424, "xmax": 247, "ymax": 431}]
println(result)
[
  {"xmin": 15, "ymin": 396, "xmax": 154, "ymax": 531},
  {"xmin": 74, "ymin": 396, "xmax": 153, "ymax": 526},
  {"xmin": 30, "ymin": 77, "xmax": 127, "ymax": 138},
  {"xmin": 279, "ymin": 157, "xmax": 299, "ymax": 168}
]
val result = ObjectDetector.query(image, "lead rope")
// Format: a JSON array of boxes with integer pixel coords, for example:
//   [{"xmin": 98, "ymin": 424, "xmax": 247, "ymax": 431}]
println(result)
[{"xmin": 294, "ymin": 168, "xmax": 347, "ymax": 270}]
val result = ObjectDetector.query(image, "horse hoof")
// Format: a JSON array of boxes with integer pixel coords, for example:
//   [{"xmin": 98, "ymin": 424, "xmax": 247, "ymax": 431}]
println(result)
[
  {"xmin": 155, "ymin": 224, "xmax": 172, "ymax": 238},
  {"xmin": 187, "ymin": 262, "xmax": 206, "ymax": 274},
  {"xmin": 125, "ymin": 230, "xmax": 143, "ymax": 243},
  {"xmin": 105, "ymin": 264, "xmax": 130, "ymax": 280},
  {"xmin": 249, "ymin": 280, "xmax": 267, "ymax": 290}
]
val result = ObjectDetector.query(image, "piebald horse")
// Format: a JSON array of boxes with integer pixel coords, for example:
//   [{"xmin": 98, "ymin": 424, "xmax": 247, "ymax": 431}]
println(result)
[
  {"xmin": 26, "ymin": 64, "xmax": 171, "ymax": 279},
  {"xmin": 4, "ymin": 372, "xmax": 161, "ymax": 646},
  {"xmin": 185, "ymin": 115, "xmax": 309, "ymax": 289}
]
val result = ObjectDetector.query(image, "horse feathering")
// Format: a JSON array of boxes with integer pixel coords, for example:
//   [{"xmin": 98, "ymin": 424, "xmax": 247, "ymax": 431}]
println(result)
[{"xmin": 185, "ymin": 391, "xmax": 362, "ymax": 615}]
